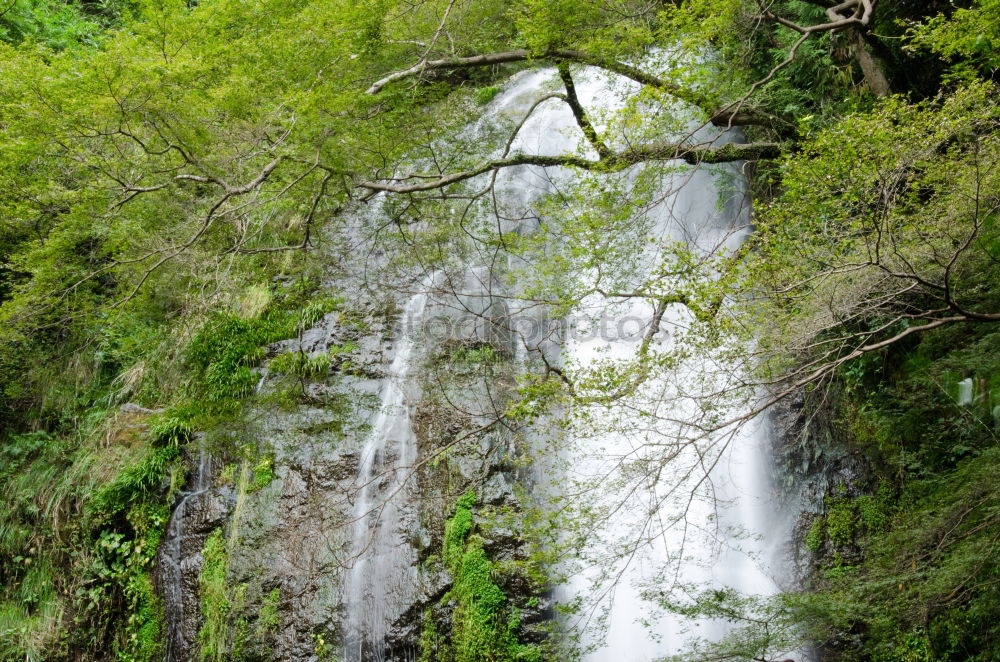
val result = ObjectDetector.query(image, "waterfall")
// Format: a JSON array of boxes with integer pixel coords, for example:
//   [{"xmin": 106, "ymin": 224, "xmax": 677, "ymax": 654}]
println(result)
[
  {"xmin": 549, "ymin": 149, "xmax": 782, "ymax": 660},
  {"xmin": 147, "ymin": 62, "xmax": 793, "ymax": 662},
  {"xmin": 483, "ymin": 64, "xmax": 791, "ymax": 659},
  {"xmin": 343, "ymin": 277, "xmax": 434, "ymax": 662},
  {"xmin": 159, "ymin": 442, "xmax": 212, "ymax": 662}
]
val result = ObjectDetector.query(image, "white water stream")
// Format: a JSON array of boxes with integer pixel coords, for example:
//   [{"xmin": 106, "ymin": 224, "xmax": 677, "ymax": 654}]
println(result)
[
  {"xmin": 487, "ymin": 66, "xmax": 790, "ymax": 660},
  {"xmin": 343, "ymin": 278, "xmax": 434, "ymax": 662}
]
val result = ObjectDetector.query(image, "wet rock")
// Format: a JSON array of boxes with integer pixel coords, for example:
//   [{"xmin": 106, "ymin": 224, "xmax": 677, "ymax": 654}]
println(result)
[
  {"xmin": 157, "ymin": 279, "xmax": 537, "ymax": 661},
  {"xmin": 480, "ymin": 471, "xmax": 516, "ymax": 506},
  {"xmin": 184, "ymin": 489, "xmax": 231, "ymax": 533},
  {"xmin": 155, "ymin": 464, "xmax": 228, "ymax": 662},
  {"xmin": 518, "ymin": 595, "xmax": 555, "ymax": 645},
  {"xmin": 770, "ymin": 387, "xmax": 875, "ymax": 586}
]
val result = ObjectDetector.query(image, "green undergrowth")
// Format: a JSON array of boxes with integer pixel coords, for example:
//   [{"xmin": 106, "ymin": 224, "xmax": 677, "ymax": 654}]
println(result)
[
  {"xmin": 0, "ymin": 0, "xmax": 133, "ymax": 49},
  {"xmin": 0, "ymin": 273, "xmax": 338, "ymax": 659},
  {"xmin": 184, "ymin": 294, "xmax": 339, "ymax": 419},
  {"xmin": 797, "ymin": 321, "xmax": 1000, "ymax": 661},
  {"xmin": 0, "ymin": 424, "xmax": 181, "ymax": 662},
  {"xmin": 269, "ymin": 340, "xmax": 358, "ymax": 379},
  {"xmin": 197, "ymin": 529, "xmax": 229, "ymax": 662},
  {"xmin": 806, "ymin": 481, "xmax": 896, "ymax": 556},
  {"xmin": 420, "ymin": 492, "xmax": 542, "ymax": 662}
]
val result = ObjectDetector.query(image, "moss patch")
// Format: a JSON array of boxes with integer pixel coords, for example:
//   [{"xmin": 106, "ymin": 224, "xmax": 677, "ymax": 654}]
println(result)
[{"xmin": 422, "ymin": 492, "xmax": 541, "ymax": 662}]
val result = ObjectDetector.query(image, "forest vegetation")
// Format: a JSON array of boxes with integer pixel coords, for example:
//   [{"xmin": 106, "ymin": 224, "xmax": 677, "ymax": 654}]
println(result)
[{"xmin": 0, "ymin": 0, "xmax": 999, "ymax": 661}]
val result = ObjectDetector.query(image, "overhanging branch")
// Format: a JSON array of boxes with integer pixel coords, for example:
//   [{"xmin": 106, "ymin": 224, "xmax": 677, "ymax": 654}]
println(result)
[
  {"xmin": 366, "ymin": 48, "xmax": 769, "ymax": 127},
  {"xmin": 558, "ymin": 62, "xmax": 612, "ymax": 160},
  {"xmin": 358, "ymin": 141, "xmax": 780, "ymax": 194}
]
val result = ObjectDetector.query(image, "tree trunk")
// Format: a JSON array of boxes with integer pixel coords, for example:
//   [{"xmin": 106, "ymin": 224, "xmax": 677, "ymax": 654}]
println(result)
[{"xmin": 850, "ymin": 28, "xmax": 891, "ymax": 96}]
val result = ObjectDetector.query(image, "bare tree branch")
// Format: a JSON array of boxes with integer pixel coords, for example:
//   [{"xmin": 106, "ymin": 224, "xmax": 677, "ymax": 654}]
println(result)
[
  {"xmin": 359, "ymin": 141, "xmax": 780, "ymax": 193},
  {"xmin": 558, "ymin": 62, "xmax": 613, "ymax": 160}
]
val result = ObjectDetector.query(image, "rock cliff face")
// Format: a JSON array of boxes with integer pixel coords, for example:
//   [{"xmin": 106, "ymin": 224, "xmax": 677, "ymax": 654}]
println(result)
[
  {"xmin": 156, "ymin": 272, "xmax": 542, "ymax": 661},
  {"xmin": 156, "ymin": 452, "xmax": 230, "ymax": 662},
  {"xmin": 768, "ymin": 388, "xmax": 875, "ymax": 585}
]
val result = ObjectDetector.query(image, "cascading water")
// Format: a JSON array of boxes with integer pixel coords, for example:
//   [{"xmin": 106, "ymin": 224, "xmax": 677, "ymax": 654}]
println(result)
[
  {"xmin": 159, "ymin": 442, "xmax": 212, "ymax": 662},
  {"xmin": 481, "ymin": 64, "xmax": 793, "ymax": 659},
  {"xmin": 548, "ymin": 154, "xmax": 786, "ymax": 660},
  {"xmin": 343, "ymin": 278, "xmax": 434, "ymax": 662}
]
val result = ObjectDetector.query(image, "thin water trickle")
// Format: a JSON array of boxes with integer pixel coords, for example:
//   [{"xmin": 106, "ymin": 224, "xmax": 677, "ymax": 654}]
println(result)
[
  {"xmin": 343, "ymin": 276, "xmax": 435, "ymax": 662},
  {"xmin": 161, "ymin": 442, "xmax": 211, "ymax": 662},
  {"xmin": 160, "ymin": 370, "xmax": 269, "ymax": 662}
]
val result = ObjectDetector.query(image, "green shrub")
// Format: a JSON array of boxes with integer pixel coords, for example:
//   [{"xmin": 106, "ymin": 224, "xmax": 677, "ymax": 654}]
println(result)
[
  {"xmin": 857, "ymin": 481, "xmax": 894, "ymax": 534},
  {"xmin": 444, "ymin": 492, "xmax": 477, "ymax": 570},
  {"xmin": 0, "ymin": 424, "xmax": 173, "ymax": 662},
  {"xmin": 250, "ymin": 457, "xmax": 275, "ymax": 492},
  {"xmin": 825, "ymin": 500, "xmax": 856, "ymax": 548},
  {"xmin": 186, "ymin": 313, "xmax": 294, "ymax": 408},
  {"xmin": 451, "ymin": 344, "xmax": 503, "ymax": 365},
  {"xmin": 805, "ymin": 517, "xmax": 825, "ymax": 553},
  {"xmin": 257, "ymin": 588, "xmax": 280, "ymax": 634},
  {"xmin": 269, "ymin": 351, "xmax": 331, "ymax": 378},
  {"xmin": 91, "ymin": 446, "xmax": 180, "ymax": 517},
  {"xmin": 185, "ymin": 297, "xmax": 339, "ymax": 415},
  {"xmin": 801, "ymin": 447, "xmax": 1000, "ymax": 661},
  {"xmin": 474, "ymin": 85, "xmax": 502, "ymax": 105},
  {"xmin": 418, "ymin": 609, "xmax": 440, "ymax": 662},
  {"xmin": 148, "ymin": 415, "xmax": 193, "ymax": 447}
]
